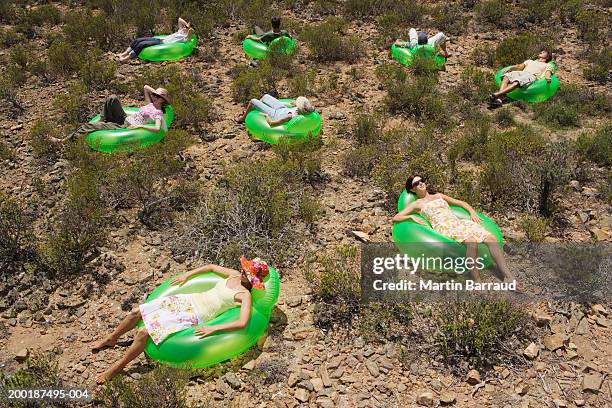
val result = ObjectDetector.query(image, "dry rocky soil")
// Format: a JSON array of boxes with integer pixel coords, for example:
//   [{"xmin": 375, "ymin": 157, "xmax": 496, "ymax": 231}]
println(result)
[{"xmin": 0, "ymin": 3, "xmax": 611, "ymax": 408}]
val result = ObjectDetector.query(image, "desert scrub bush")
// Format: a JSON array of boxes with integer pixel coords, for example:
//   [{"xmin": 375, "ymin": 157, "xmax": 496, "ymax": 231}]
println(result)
[
  {"xmin": 302, "ymin": 17, "xmax": 362, "ymax": 63},
  {"xmin": 576, "ymin": 8, "xmax": 608, "ymax": 46},
  {"xmin": 481, "ymin": 131, "xmax": 574, "ymax": 215},
  {"xmin": 273, "ymin": 134, "xmax": 325, "ymax": 184},
  {"xmin": 0, "ymin": 140, "xmax": 13, "ymax": 161},
  {"xmin": 0, "ymin": 351, "xmax": 67, "ymax": 407},
  {"xmin": 493, "ymin": 33, "xmax": 555, "ymax": 67},
  {"xmin": 0, "ymin": 27, "xmax": 23, "ymax": 47},
  {"xmin": 475, "ymin": 0, "xmax": 509, "ymax": 27},
  {"xmin": 377, "ymin": 64, "xmax": 445, "ymax": 120},
  {"xmin": 520, "ymin": 0, "xmax": 558, "ymax": 23},
  {"xmin": 434, "ymin": 300, "xmax": 532, "ymax": 371},
  {"xmin": 520, "ymin": 215, "xmax": 550, "ymax": 242},
  {"xmin": 470, "ymin": 45, "xmax": 494, "ymax": 67},
  {"xmin": 54, "ymin": 82, "xmax": 90, "ymax": 129},
  {"xmin": 231, "ymin": 62, "xmax": 279, "ymax": 104},
  {"xmin": 533, "ymin": 85, "xmax": 611, "ymax": 128},
  {"xmin": 47, "ymin": 39, "xmax": 82, "ymax": 76},
  {"xmin": 289, "ymin": 68, "xmax": 317, "ymax": 97},
  {"xmin": 452, "ymin": 65, "xmax": 496, "ymax": 104},
  {"xmin": 449, "ymin": 117, "xmax": 493, "ymax": 167},
  {"xmin": 97, "ymin": 366, "xmax": 194, "ymax": 408},
  {"xmin": 63, "ymin": 10, "xmax": 129, "ymax": 51},
  {"xmin": 495, "ymin": 107, "xmax": 515, "ymax": 128},
  {"xmin": 40, "ymin": 170, "xmax": 105, "ymax": 276},
  {"xmin": 251, "ymin": 358, "xmax": 289, "ymax": 386},
  {"xmin": 133, "ymin": 65, "xmax": 214, "ymax": 129},
  {"xmin": 351, "ymin": 109, "xmax": 384, "ymax": 145},
  {"xmin": 575, "ymin": 122, "xmax": 612, "ymax": 166},
  {"xmin": 171, "ymin": 156, "xmax": 319, "ymax": 266},
  {"xmin": 78, "ymin": 49, "xmax": 117, "ymax": 91},
  {"xmin": 100, "ymin": 130, "xmax": 194, "ymax": 227},
  {"xmin": 358, "ymin": 302, "xmax": 413, "ymax": 342},
  {"xmin": 583, "ymin": 47, "xmax": 611, "ymax": 83},
  {"xmin": 29, "ymin": 120, "xmax": 61, "ymax": 164},
  {"xmin": 431, "ymin": 3, "xmax": 469, "ymax": 36},
  {"xmin": 0, "ymin": 193, "xmax": 34, "ymax": 271},
  {"xmin": 308, "ymin": 245, "xmax": 361, "ymax": 330}
]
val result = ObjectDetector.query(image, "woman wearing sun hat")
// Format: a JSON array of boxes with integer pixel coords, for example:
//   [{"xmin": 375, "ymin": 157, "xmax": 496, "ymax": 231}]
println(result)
[
  {"xmin": 53, "ymin": 85, "xmax": 172, "ymax": 142},
  {"xmin": 91, "ymin": 256, "xmax": 270, "ymax": 384}
]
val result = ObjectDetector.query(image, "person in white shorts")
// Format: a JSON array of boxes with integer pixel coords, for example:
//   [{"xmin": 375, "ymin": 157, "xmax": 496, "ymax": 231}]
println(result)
[
  {"xmin": 236, "ymin": 94, "xmax": 315, "ymax": 126},
  {"xmin": 490, "ymin": 49, "xmax": 554, "ymax": 107},
  {"xmin": 394, "ymin": 29, "xmax": 449, "ymax": 58}
]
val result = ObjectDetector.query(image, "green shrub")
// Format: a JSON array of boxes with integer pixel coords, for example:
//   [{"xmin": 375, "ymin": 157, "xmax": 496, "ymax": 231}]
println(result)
[
  {"xmin": 289, "ymin": 68, "xmax": 317, "ymax": 97},
  {"xmin": 471, "ymin": 45, "xmax": 495, "ymax": 67},
  {"xmin": 40, "ymin": 170, "xmax": 105, "ymax": 276},
  {"xmin": 575, "ymin": 123, "xmax": 612, "ymax": 166},
  {"xmin": 0, "ymin": 351, "xmax": 66, "ymax": 407},
  {"xmin": 358, "ymin": 302, "xmax": 413, "ymax": 342},
  {"xmin": 583, "ymin": 47, "xmax": 611, "ymax": 83},
  {"xmin": 63, "ymin": 10, "xmax": 128, "ymax": 51},
  {"xmin": 231, "ymin": 62, "xmax": 279, "ymax": 104},
  {"xmin": 475, "ymin": 0, "xmax": 508, "ymax": 26},
  {"xmin": 0, "ymin": 193, "xmax": 34, "ymax": 271},
  {"xmin": 47, "ymin": 39, "xmax": 82, "ymax": 76},
  {"xmin": 434, "ymin": 300, "xmax": 532, "ymax": 371},
  {"xmin": 521, "ymin": 0, "xmax": 557, "ymax": 23},
  {"xmin": 79, "ymin": 49, "xmax": 117, "ymax": 91},
  {"xmin": 98, "ymin": 366, "xmax": 194, "ymax": 408},
  {"xmin": 273, "ymin": 134, "xmax": 324, "ymax": 184},
  {"xmin": 0, "ymin": 27, "xmax": 23, "ymax": 47},
  {"xmin": 493, "ymin": 33, "xmax": 555, "ymax": 67},
  {"xmin": 520, "ymin": 215, "xmax": 550, "ymax": 242},
  {"xmin": 576, "ymin": 8, "xmax": 608, "ymax": 46},
  {"xmin": 533, "ymin": 85, "xmax": 611, "ymax": 128},
  {"xmin": 495, "ymin": 107, "xmax": 515, "ymax": 128},
  {"xmin": 378, "ymin": 67, "xmax": 444, "ymax": 120},
  {"xmin": 308, "ymin": 245, "xmax": 361, "ymax": 329},
  {"xmin": 343, "ymin": 145, "xmax": 381, "ymax": 177},
  {"xmin": 352, "ymin": 110, "xmax": 383, "ymax": 145},
  {"xmin": 29, "ymin": 120, "xmax": 61, "ymax": 164},
  {"xmin": 53, "ymin": 82, "xmax": 89, "ymax": 128},
  {"xmin": 453, "ymin": 65, "xmax": 496, "ymax": 103},
  {"xmin": 431, "ymin": 3, "xmax": 469, "ymax": 36},
  {"xmin": 0, "ymin": 140, "xmax": 13, "ymax": 161},
  {"xmin": 303, "ymin": 18, "xmax": 362, "ymax": 63},
  {"xmin": 449, "ymin": 118, "xmax": 492, "ymax": 166},
  {"xmin": 171, "ymin": 155, "xmax": 319, "ymax": 266}
]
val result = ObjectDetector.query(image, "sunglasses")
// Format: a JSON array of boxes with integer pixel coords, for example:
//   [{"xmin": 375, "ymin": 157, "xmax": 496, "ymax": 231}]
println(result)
[{"xmin": 412, "ymin": 178, "xmax": 425, "ymax": 188}]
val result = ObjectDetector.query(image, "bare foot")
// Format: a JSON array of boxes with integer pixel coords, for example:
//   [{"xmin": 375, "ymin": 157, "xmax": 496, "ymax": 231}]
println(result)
[
  {"xmin": 234, "ymin": 114, "xmax": 245, "ymax": 124},
  {"xmin": 91, "ymin": 336, "xmax": 117, "ymax": 352},
  {"xmin": 95, "ymin": 370, "xmax": 113, "ymax": 385}
]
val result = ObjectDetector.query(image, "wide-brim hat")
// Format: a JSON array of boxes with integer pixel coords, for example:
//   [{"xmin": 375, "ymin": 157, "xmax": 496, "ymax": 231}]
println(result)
[{"xmin": 152, "ymin": 87, "xmax": 171, "ymax": 105}]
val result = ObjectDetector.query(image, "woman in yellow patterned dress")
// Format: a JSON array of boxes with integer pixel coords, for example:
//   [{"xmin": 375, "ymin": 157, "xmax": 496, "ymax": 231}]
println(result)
[
  {"xmin": 91, "ymin": 257, "xmax": 269, "ymax": 384},
  {"xmin": 393, "ymin": 175, "xmax": 516, "ymax": 284}
]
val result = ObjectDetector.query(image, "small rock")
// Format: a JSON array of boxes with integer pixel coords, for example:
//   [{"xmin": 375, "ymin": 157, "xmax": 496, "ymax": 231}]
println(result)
[
  {"xmin": 501, "ymin": 368, "xmax": 511, "ymax": 379},
  {"xmin": 224, "ymin": 373, "xmax": 241, "ymax": 390},
  {"xmin": 416, "ymin": 391, "xmax": 435, "ymax": 406},
  {"xmin": 286, "ymin": 296, "xmax": 302, "ymax": 308},
  {"xmin": 532, "ymin": 313, "xmax": 552, "ymax": 327},
  {"xmin": 350, "ymin": 230, "xmax": 370, "ymax": 242},
  {"xmin": 440, "ymin": 390, "xmax": 456, "ymax": 404},
  {"xmin": 397, "ymin": 383, "xmax": 407, "ymax": 392},
  {"xmin": 466, "ymin": 369, "xmax": 481, "ymax": 385},
  {"xmin": 15, "ymin": 348, "xmax": 29, "ymax": 362},
  {"xmin": 430, "ymin": 379, "xmax": 442, "ymax": 391},
  {"xmin": 569, "ymin": 180, "xmax": 580, "ymax": 190},
  {"xmin": 243, "ymin": 360, "xmax": 255, "ymax": 370},
  {"xmin": 515, "ymin": 383, "xmax": 529, "ymax": 395},
  {"xmin": 365, "ymin": 360, "xmax": 379, "ymax": 377},
  {"xmin": 574, "ymin": 399, "xmax": 585, "ymax": 406},
  {"xmin": 591, "ymin": 304, "xmax": 607, "ymax": 315},
  {"xmin": 524, "ymin": 343, "xmax": 539, "ymax": 360},
  {"xmin": 310, "ymin": 378, "xmax": 323, "ymax": 392},
  {"xmin": 581, "ymin": 374, "xmax": 602, "ymax": 392},
  {"xmin": 595, "ymin": 316, "xmax": 609, "ymax": 327},
  {"xmin": 294, "ymin": 388, "xmax": 309, "ymax": 403},
  {"xmin": 552, "ymin": 398, "xmax": 567, "ymax": 407},
  {"xmin": 320, "ymin": 365, "xmax": 332, "ymax": 387},
  {"xmin": 543, "ymin": 334, "xmax": 565, "ymax": 351}
]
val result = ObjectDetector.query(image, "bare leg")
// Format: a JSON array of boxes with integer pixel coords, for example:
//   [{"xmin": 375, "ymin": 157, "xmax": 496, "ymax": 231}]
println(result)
[
  {"xmin": 484, "ymin": 235, "xmax": 514, "ymax": 282},
  {"xmin": 439, "ymin": 42, "xmax": 449, "ymax": 58},
  {"xmin": 95, "ymin": 328, "xmax": 149, "ymax": 384},
  {"xmin": 236, "ymin": 101, "xmax": 254, "ymax": 123},
  {"xmin": 495, "ymin": 78, "xmax": 520, "ymax": 97},
  {"xmin": 91, "ymin": 307, "xmax": 141, "ymax": 351},
  {"xmin": 465, "ymin": 238, "xmax": 481, "ymax": 282}
]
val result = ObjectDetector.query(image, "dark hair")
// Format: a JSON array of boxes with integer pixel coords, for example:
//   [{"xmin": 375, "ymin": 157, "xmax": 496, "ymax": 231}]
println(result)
[
  {"xmin": 160, "ymin": 102, "xmax": 167, "ymax": 114},
  {"xmin": 405, "ymin": 175, "xmax": 420, "ymax": 192},
  {"xmin": 241, "ymin": 270, "xmax": 253, "ymax": 291},
  {"xmin": 271, "ymin": 16, "xmax": 281, "ymax": 30},
  {"xmin": 417, "ymin": 32, "xmax": 428, "ymax": 45},
  {"xmin": 542, "ymin": 49, "xmax": 553, "ymax": 62}
]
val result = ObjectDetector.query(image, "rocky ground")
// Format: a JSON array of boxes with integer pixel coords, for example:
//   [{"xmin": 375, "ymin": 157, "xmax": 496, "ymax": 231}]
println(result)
[{"xmin": 1, "ymin": 3, "xmax": 611, "ymax": 408}]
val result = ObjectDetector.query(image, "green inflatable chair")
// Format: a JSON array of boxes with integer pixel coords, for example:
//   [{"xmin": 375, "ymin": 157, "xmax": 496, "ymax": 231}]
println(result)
[
  {"xmin": 139, "ymin": 35, "xmax": 198, "ymax": 62},
  {"xmin": 494, "ymin": 62, "xmax": 559, "ymax": 102},
  {"xmin": 137, "ymin": 266, "xmax": 280, "ymax": 368},
  {"xmin": 391, "ymin": 43, "xmax": 446, "ymax": 70},
  {"xmin": 86, "ymin": 106, "xmax": 174, "ymax": 153},
  {"xmin": 245, "ymin": 98, "xmax": 322, "ymax": 145},
  {"xmin": 392, "ymin": 190, "xmax": 503, "ymax": 272},
  {"xmin": 243, "ymin": 35, "xmax": 297, "ymax": 60}
]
